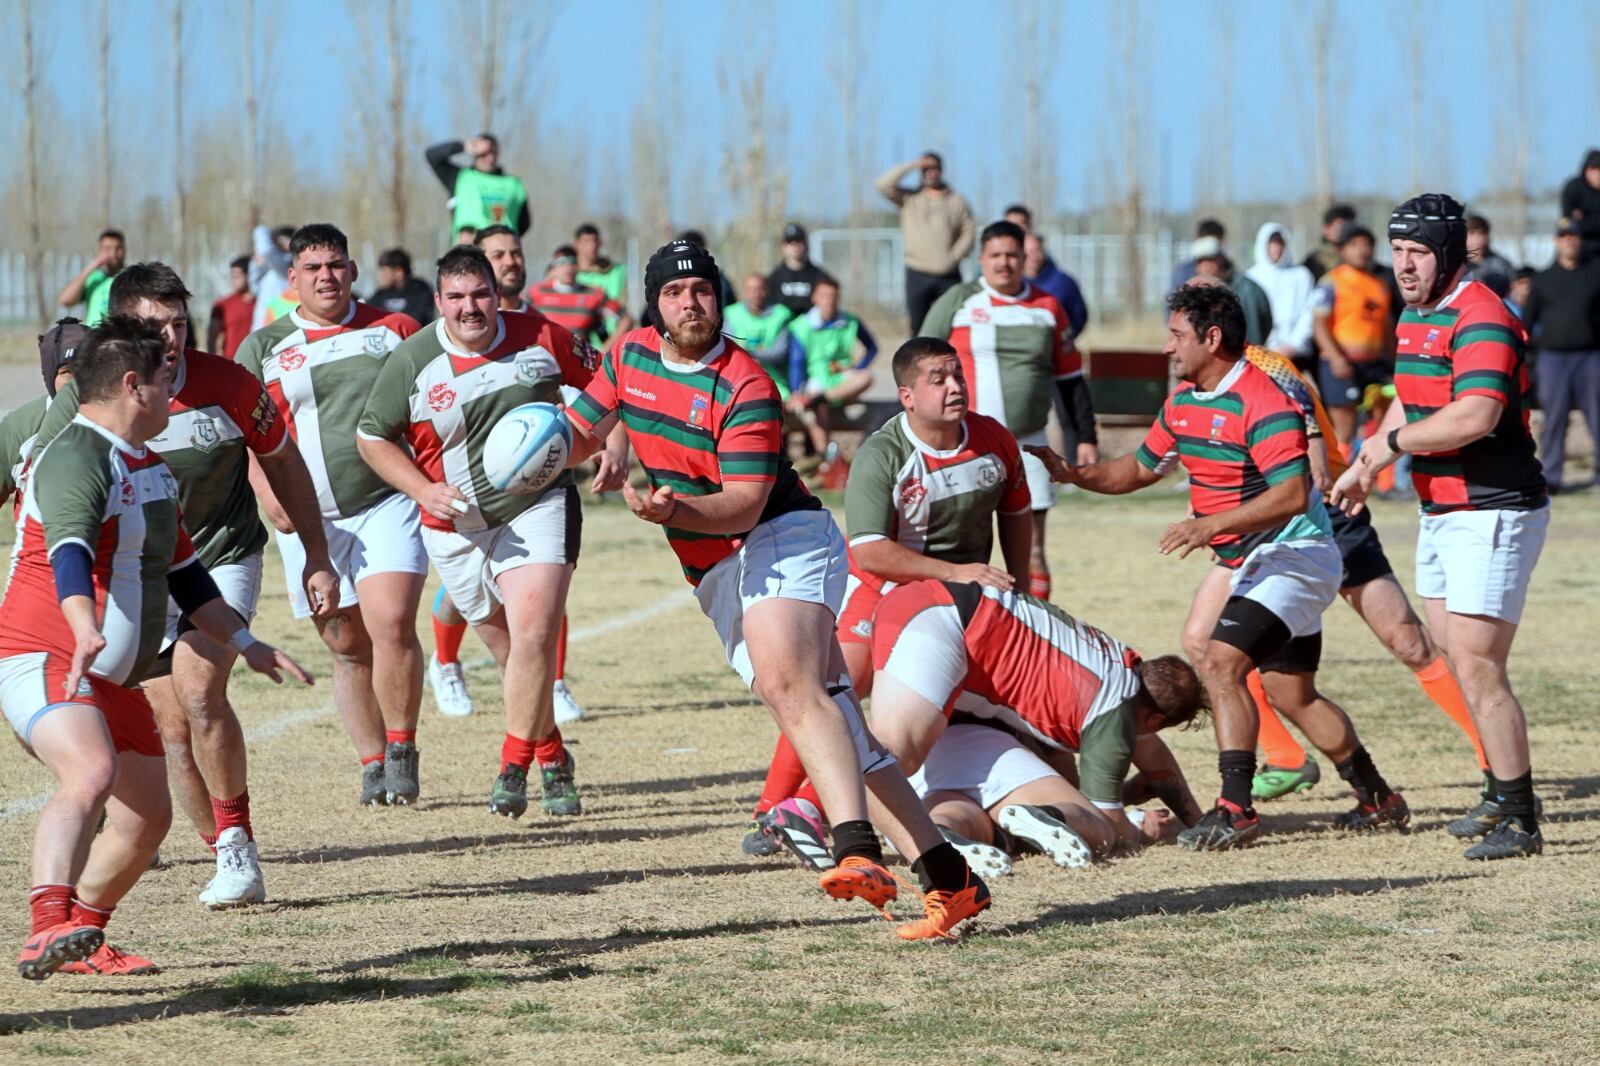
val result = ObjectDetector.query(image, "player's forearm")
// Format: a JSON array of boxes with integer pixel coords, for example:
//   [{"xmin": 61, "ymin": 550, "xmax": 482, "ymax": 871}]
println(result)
[
  {"xmin": 666, "ymin": 483, "xmax": 770, "ymax": 535},
  {"xmin": 1131, "ymin": 736, "xmax": 1203, "ymax": 825},
  {"xmin": 851, "ymin": 539, "xmax": 971, "ymax": 585},
  {"xmin": 356, "ymin": 435, "xmax": 439, "ymax": 504},
  {"xmin": 1392, "ymin": 395, "xmax": 1500, "ymax": 455},
  {"xmin": 1203, "ymin": 476, "xmax": 1309, "ymax": 537},
  {"xmin": 258, "ymin": 443, "xmax": 329, "ymax": 558},
  {"xmin": 997, "ymin": 512, "xmax": 1033, "ymax": 584},
  {"xmin": 602, "ymin": 420, "xmax": 630, "ymax": 468},
  {"xmin": 1313, "ymin": 317, "xmax": 1347, "ymax": 364},
  {"xmin": 186, "ymin": 598, "xmax": 256, "ymax": 649},
  {"xmin": 59, "ymin": 595, "xmax": 100, "ymax": 641},
  {"xmin": 564, "ymin": 418, "xmax": 607, "ymax": 466},
  {"xmin": 1074, "ymin": 454, "xmax": 1153, "ymax": 495}
]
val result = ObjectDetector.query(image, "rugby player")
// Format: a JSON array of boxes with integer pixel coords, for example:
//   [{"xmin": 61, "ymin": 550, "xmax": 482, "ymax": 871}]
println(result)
[
  {"xmin": 1031, "ymin": 283, "xmax": 1407, "ymax": 850},
  {"xmin": 0, "ymin": 320, "xmax": 86, "ymax": 509},
  {"xmin": 922, "ymin": 219, "xmax": 1098, "ymax": 601},
  {"xmin": 745, "ymin": 337, "xmax": 1032, "ymax": 859},
  {"xmin": 35, "ymin": 264, "xmax": 337, "ymax": 907},
  {"xmin": 529, "ymin": 244, "xmax": 633, "ymax": 351},
  {"xmin": 564, "ymin": 240, "xmax": 990, "ymax": 940},
  {"xmin": 477, "ymin": 225, "xmax": 531, "ymax": 313},
  {"xmin": 2, "ymin": 317, "xmax": 309, "ymax": 979},
  {"xmin": 1332, "ymin": 194, "xmax": 1550, "ymax": 860},
  {"xmin": 236, "ymin": 224, "xmax": 432, "ymax": 807},
  {"xmin": 358, "ymin": 246, "xmax": 626, "ymax": 818}
]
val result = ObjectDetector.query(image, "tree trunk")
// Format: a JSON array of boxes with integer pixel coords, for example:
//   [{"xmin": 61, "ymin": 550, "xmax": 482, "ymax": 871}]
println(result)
[
  {"xmin": 172, "ymin": 0, "xmax": 188, "ymax": 273},
  {"xmin": 97, "ymin": 0, "xmax": 113, "ymax": 225},
  {"xmin": 20, "ymin": 0, "xmax": 49, "ymax": 326}
]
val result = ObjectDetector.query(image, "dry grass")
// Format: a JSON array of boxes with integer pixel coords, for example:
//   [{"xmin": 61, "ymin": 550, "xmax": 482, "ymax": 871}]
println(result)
[{"xmin": 1, "ymin": 490, "xmax": 1598, "ymax": 1064}]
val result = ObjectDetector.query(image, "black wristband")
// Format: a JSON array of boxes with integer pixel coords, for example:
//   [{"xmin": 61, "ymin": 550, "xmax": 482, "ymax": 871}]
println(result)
[{"xmin": 1386, "ymin": 427, "xmax": 1404, "ymax": 455}]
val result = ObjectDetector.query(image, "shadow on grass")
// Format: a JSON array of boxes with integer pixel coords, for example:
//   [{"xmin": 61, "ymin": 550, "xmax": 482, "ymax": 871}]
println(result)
[
  {"xmin": 0, "ymin": 914, "xmax": 867, "ymax": 1037},
  {"xmin": 265, "ymin": 822, "xmax": 727, "ymax": 866},
  {"xmin": 600, "ymin": 768, "xmax": 767, "ymax": 797},
  {"xmin": 991, "ymin": 872, "xmax": 1482, "ymax": 936}
]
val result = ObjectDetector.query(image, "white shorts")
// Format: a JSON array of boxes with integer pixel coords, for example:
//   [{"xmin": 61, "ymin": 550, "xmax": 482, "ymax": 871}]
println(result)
[
  {"xmin": 1229, "ymin": 539, "xmax": 1341, "ymax": 638},
  {"xmin": 1017, "ymin": 429, "xmax": 1056, "ymax": 512},
  {"xmin": 276, "ymin": 492, "xmax": 428, "ymax": 620},
  {"xmin": 876, "ymin": 600, "xmax": 969, "ymax": 711},
  {"xmin": 694, "ymin": 508, "xmax": 846, "ymax": 689},
  {"xmin": 163, "ymin": 553, "xmax": 263, "ymax": 649},
  {"xmin": 1415, "ymin": 504, "xmax": 1548, "ymax": 624},
  {"xmin": 909, "ymin": 722, "xmax": 1056, "ymax": 809},
  {"xmin": 421, "ymin": 485, "xmax": 580, "ymax": 625}
]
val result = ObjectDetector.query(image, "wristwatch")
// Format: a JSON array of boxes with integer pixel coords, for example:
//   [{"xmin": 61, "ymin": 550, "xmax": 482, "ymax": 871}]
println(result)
[{"xmin": 1386, "ymin": 427, "xmax": 1405, "ymax": 455}]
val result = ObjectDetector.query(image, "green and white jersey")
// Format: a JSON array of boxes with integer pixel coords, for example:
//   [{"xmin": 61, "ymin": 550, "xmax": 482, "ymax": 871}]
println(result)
[
  {"xmin": 235, "ymin": 301, "xmax": 420, "ymax": 519},
  {"xmin": 844, "ymin": 412, "xmax": 1031, "ymax": 578},
  {"xmin": 82, "ymin": 269, "xmax": 116, "ymax": 326},
  {"xmin": 722, "ymin": 303, "xmax": 794, "ymax": 397},
  {"xmin": 577, "ymin": 260, "xmax": 626, "ymax": 304},
  {"xmin": 358, "ymin": 312, "xmax": 597, "ymax": 533},
  {"xmin": 36, "ymin": 349, "xmax": 290, "ymax": 568},
  {"xmin": 0, "ymin": 396, "xmax": 50, "ymax": 503},
  {"xmin": 0, "ymin": 415, "xmax": 197, "ymax": 686}
]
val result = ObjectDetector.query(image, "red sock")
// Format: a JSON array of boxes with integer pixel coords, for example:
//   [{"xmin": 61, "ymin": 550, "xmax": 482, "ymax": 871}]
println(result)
[
  {"xmin": 533, "ymin": 730, "xmax": 566, "ymax": 768},
  {"xmin": 28, "ymin": 885, "xmax": 72, "ymax": 934},
  {"xmin": 385, "ymin": 729, "xmax": 416, "ymax": 746},
  {"xmin": 433, "ymin": 617, "xmax": 467, "ymax": 666},
  {"xmin": 200, "ymin": 832, "xmax": 217, "ymax": 853},
  {"xmin": 555, "ymin": 615, "xmax": 568, "ymax": 681},
  {"xmin": 1028, "ymin": 571, "xmax": 1052, "ymax": 599},
  {"xmin": 501, "ymin": 733, "xmax": 539, "ymax": 773},
  {"xmin": 754, "ymin": 735, "xmax": 808, "ymax": 817},
  {"xmin": 211, "ymin": 791, "xmax": 253, "ymax": 841},
  {"xmin": 793, "ymin": 780, "xmax": 825, "ymax": 821},
  {"xmin": 68, "ymin": 897, "xmax": 112, "ymax": 930}
]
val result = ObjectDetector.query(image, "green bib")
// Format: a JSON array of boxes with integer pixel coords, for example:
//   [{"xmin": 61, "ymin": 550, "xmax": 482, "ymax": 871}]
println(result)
[{"xmin": 452, "ymin": 169, "xmax": 528, "ymax": 235}]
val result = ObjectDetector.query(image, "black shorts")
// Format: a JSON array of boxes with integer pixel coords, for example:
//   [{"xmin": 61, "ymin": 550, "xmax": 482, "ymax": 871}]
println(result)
[
  {"xmin": 1316, "ymin": 359, "xmax": 1391, "ymax": 409},
  {"xmin": 1210, "ymin": 595, "xmax": 1323, "ymax": 674},
  {"xmin": 1328, "ymin": 506, "xmax": 1394, "ymax": 590}
]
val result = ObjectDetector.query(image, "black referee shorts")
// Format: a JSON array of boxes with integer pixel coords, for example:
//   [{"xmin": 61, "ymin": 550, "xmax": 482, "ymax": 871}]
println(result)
[{"xmin": 1328, "ymin": 505, "xmax": 1394, "ymax": 591}]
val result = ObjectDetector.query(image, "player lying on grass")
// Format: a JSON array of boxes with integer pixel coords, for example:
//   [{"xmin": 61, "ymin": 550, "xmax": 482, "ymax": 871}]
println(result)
[
  {"xmin": 562, "ymin": 240, "xmax": 990, "ymax": 940},
  {"xmin": 0, "ymin": 317, "xmax": 311, "ymax": 980}
]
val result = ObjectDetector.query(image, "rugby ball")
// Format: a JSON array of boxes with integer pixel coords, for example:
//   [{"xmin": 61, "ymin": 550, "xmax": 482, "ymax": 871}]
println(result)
[{"xmin": 483, "ymin": 402, "xmax": 571, "ymax": 495}]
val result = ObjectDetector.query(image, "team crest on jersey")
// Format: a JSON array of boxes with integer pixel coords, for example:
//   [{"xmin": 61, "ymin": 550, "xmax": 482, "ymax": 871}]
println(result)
[
  {"xmin": 427, "ymin": 383, "xmax": 457, "ymax": 412},
  {"xmin": 119, "ymin": 477, "xmax": 136, "ymax": 505},
  {"xmin": 1423, "ymin": 328, "xmax": 1440, "ymax": 352},
  {"xmin": 688, "ymin": 394, "xmax": 710, "ymax": 428},
  {"xmin": 900, "ymin": 475, "xmax": 928, "ymax": 509},
  {"xmin": 971, "ymin": 308, "xmax": 991, "ymax": 324},
  {"xmin": 1209, "ymin": 413, "xmax": 1227, "ymax": 441},
  {"xmin": 363, "ymin": 333, "xmax": 388, "ymax": 357},
  {"xmin": 851, "ymin": 618, "xmax": 874, "ymax": 639},
  {"xmin": 278, "ymin": 346, "xmax": 306, "ymax": 371},
  {"xmin": 514, "ymin": 358, "xmax": 544, "ymax": 387},
  {"xmin": 190, "ymin": 415, "xmax": 221, "ymax": 452},
  {"xmin": 977, "ymin": 457, "xmax": 1001, "ymax": 488}
]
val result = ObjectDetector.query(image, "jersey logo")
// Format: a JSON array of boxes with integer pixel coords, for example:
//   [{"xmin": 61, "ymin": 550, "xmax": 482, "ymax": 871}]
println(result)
[
  {"xmin": 574, "ymin": 338, "xmax": 600, "ymax": 372},
  {"xmin": 978, "ymin": 457, "xmax": 1001, "ymax": 488},
  {"xmin": 1423, "ymin": 328, "xmax": 1440, "ymax": 352},
  {"xmin": 278, "ymin": 347, "xmax": 306, "ymax": 371},
  {"xmin": 120, "ymin": 477, "xmax": 136, "ymax": 505},
  {"xmin": 688, "ymin": 394, "xmax": 710, "ymax": 427},
  {"xmin": 1210, "ymin": 414, "xmax": 1227, "ymax": 441},
  {"xmin": 900, "ymin": 475, "xmax": 928, "ymax": 509},
  {"xmin": 190, "ymin": 415, "xmax": 221, "ymax": 453},
  {"xmin": 851, "ymin": 618, "xmax": 874, "ymax": 639},
  {"xmin": 251, "ymin": 387, "xmax": 278, "ymax": 436},
  {"xmin": 971, "ymin": 308, "xmax": 991, "ymax": 324},
  {"xmin": 427, "ymin": 383, "xmax": 458, "ymax": 412},
  {"xmin": 514, "ymin": 358, "xmax": 545, "ymax": 387},
  {"xmin": 363, "ymin": 333, "xmax": 388, "ymax": 357}
]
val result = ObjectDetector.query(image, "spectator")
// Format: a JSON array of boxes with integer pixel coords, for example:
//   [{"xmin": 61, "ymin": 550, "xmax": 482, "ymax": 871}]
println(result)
[
  {"xmin": 206, "ymin": 256, "xmax": 256, "ymax": 358},
  {"xmin": 723, "ymin": 273, "xmax": 795, "ymax": 397},
  {"xmin": 765, "ymin": 223, "xmax": 834, "ymax": 316},
  {"xmin": 369, "ymin": 247, "xmax": 436, "ymax": 325},
  {"xmin": 1023, "ymin": 233, "xmax": 1089, "ymax": 340},
  {"xmin": 1559, "ymin": 148, "xmax": 1600, "ymax": 262},
  {"xmin": 1311, "ymin": 223, "xmax": 1392, "ymax": 446},
  {"xmin": 786, "ymin": 277, "xmax": 877, "ymax": 459},
  {"xmin": 425, "ymin": 133, "xmax": 531, "ymax": 243},
  {"xmin": 1245, "ymin": 222, "xmax": 1315, "ymax": 358},
  {"xmin": 56, "ymin": 228, "xmax": 126, "ymax": 326},
  {"xmin": 1507, "ymin": 266, "xmax": 1535, "ymax": 320},
  {"xmin": 874, "ymin": 151, "xmax": 976, "ymax": 331},
  {"xmin": 1303, "ymin": 203, "xmax": 1357, "ymax": 281},
  {"xmin": 474, "ymin": 224, "xmax": 530, "ymax": 312},
  {"xmin": 574, "ymin": 222, "xmax": 626, "ymax": 304},
  {"xmin": 250, "ymin": 223, "xmax": 298, "ymax": 329},
  {"xmin": 674, "ymin": 230, "xmax": 737, "ymax": 307},
  {"xmin": 1170, "ymin": 218, "xmax": 1226, "ymax": 291},
  {"xmin": 1466, "ymin": 215, "xmax": 1517, "ymax": 298},
  {"xmin": 1522, "ymin": 216, "xmax": 1600, "ymax": 492},
  {"xmin": 528, "ymin": 242, "xmax": 634, "ymax": 350},
  {"xmin": 1193, "ymin": 237, "xmax": 1273, "ymax": 347}
]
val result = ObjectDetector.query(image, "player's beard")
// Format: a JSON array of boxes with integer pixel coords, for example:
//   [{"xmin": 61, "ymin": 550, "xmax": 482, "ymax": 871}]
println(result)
[
  {"xmin": 498, "ymin": 269, "xmax": 525, "ymax": 298},
  {"xmin": 666, "ymin": 313, "xmax": 719, "ymax": 353}
]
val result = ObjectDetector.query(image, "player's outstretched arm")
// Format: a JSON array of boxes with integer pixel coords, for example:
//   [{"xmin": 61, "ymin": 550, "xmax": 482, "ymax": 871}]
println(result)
[
  {"xmin": 1026, "ymin": 447, "xmax": 1158, "ymax": 495},
  {"xmin": 188, "ymin": 598, "xmax": 313, "ymax": 685}
]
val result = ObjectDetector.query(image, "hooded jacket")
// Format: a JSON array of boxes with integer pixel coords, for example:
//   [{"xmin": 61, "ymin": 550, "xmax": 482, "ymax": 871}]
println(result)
[
  {"xmin": 1559, "ymin": 148, "xmax": 1600, "ymax": 260},
  {"xmin": 1245, "ymin": 223, "xmax": 1316, "ymax": 355}
]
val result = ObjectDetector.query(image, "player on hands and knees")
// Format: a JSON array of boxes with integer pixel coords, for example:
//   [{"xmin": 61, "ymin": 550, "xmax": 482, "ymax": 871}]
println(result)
[
  {"xmin": 359, "ymin": 247, "xmax": 628, "ymax": 819},
  {"xmin": 564, "ymin": 241, "xmax": 990, "ymax": 940},
  {"xmin": 1332, "ymin": 194, "xmax": 1551, "ymax": 860},
  {"xmin": 1031, "ymin": 283, "xmax": 1407, "ymax": 850},
  {"xmin": 0, "ymin": 317, "xmax": 311, "ymax": 979},
  {"xmin": 745, "ymin": 337, "xmax": 1032, "ymax": 860},
  {"xmin": 235, "ymin": 224, "xmax": 432, "ymax": 807},
  {"xmin": 33, "ymin": 263, "xmax": 338, "ymax": 908}
]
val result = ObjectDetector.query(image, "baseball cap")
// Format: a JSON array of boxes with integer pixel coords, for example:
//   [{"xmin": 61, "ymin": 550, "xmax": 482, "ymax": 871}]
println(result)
[
  {"xmin": 1191, "ymin": 236, "xmax": 1223, "ymax": 261},
  {"xmin": 782, "ymin": 223, "xmax": 807, "ymax": 244},
  {"xmin": 1556, "ymin": 216, "xmax": 1580, "ymax": 237},
  {"xmin": 39, "ymin": 317, "xmax": 89, "ymax": 397}
]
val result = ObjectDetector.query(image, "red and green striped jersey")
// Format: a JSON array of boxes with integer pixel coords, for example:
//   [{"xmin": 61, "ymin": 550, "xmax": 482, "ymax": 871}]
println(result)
[
  {"xmin": 566, "ymin": 328, "xmax": 820, "ymax": 585},
  {"xmin": 1135, "ymin": 359, "xmax": 1330, "ymax": 569},
  {"xmin": 1393, "ymin": 279, "xmax": 1546, "ymax": 515},
  {"xmin": 526, "ymin": 281, "xmax": 624, "ymax": 342}
]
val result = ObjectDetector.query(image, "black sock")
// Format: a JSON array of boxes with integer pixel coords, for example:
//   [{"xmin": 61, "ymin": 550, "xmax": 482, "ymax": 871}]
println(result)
[
  {"xmin": 911, "ymin": 841, "xmax": 970, "ymax": 893},
  {"xmin": 1219, "ymin": 749, "xmax": 1256, "ymax": 811},
  {"xmin": 1494, "ymin": 771, "xmax": 1538, "ymax": 834},
  {"xmin": 991, "ymin": 823, "xmax": 1020, "ymax": 855},
  {"xmin": 830, "ymin": 820, "xmax": 883, "ymax": 865},
  {"xmin": 1335, "ymin": 746, "xmax": 1392, "ymax": 804},
  {"xmin": 1480, "ymin": 769, "xmax": 1495, "ymax": 801},
  {"xmin": 1033, "ymin": 804, "xmax": 1070, "ymax": 824}
]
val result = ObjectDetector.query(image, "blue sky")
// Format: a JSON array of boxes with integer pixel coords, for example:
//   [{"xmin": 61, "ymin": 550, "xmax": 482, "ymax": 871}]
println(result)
[{"xmin": 13, "ymin": 0, "xmax": 1598, "ymax": 222}]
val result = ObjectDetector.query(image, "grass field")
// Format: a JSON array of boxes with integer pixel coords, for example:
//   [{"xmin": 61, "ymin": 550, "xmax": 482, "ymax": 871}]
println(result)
[{"xmin": 2, "ymin": 488, "xmax": 1599, "ymax": 1064}]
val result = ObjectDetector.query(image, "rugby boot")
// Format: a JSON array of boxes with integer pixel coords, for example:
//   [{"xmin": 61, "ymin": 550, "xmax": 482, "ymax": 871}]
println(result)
[
  {"xmin": 489, "ymin": 767, "xmax": 529, "ymax": 818},
  {"xmin": 1332, "ymin": 790, "xmax": 1411, "ymax": 831},
  {"xmin": 58, "ymin": 942, "xmax": 159, "ymax": 976},
  {"xmin": 1176, "ymin": 800, "xmax": 1261, "ymax": 852},
  {"xmin": 538, "ymin": 752, "xmax": 582, "ymax": 816},
  {"xmin": 997, "ymin": 804, "xmax": 1094, "ymax": 868},
  {"xmin": 768, "ymin": 797, "xmax": 835, "ymax": 872},
  {"xmin": 1464, "ymin": 819, "xmax": 1543, "ymax": 860},
  {"xmin": 384, "ymin": 741, "xmax": 421, "ymax": 806},
  {"xmin": 740, "ymin": 811, "xmax": 783, "ymax": 858},
  {"xmin": 1252, "ymin": 757, "xmax": 1321, "ymax": 801},
  {"xmin": 17, "ymin": 923, "xmax": 102, "ymax": 981},
  {"xmin": 819, "ymin": 857, "xmax": 898, "ymax": 915},
  {"xmin": 896, "ymin": 869, "xmax": 991, "ymax": 941},
  {"xmin": 938, "ymin": 826, "xmax": 1012, "ymax": 878},
  {"xmin": 360, "ymin": 760, "xmax": 389, "ymax": 807}
]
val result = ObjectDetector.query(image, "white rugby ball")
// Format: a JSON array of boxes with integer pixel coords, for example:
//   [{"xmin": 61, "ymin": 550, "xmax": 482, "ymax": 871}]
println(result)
[{"xmin": 483, "ymin": 402, "xmax": 572, "ymax": 495}]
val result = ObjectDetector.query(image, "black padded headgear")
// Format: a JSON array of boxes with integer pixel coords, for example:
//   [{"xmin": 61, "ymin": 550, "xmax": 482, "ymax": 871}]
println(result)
[
  {"xmin": 644, "ymin": 239, "xmax": 722, "ymax": 333},
  {"xmin": 1388, "ymin": 194, "xmax": 1468, "ymax": 303}
]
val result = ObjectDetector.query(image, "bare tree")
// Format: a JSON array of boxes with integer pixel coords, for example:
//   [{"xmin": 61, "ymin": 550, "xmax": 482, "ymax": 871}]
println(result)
[
  {"xmin": 465, "ymin": 0, "xmax": 560, "ymax": 138},
  {"xmin": 1212, "ymin": 2, "xmax": 1235, "ymax": 215},
  {"xmin": 240, "ymin": 0, "xmax": 276, "ymax": 229},
  {"xmin": 718, "ymin": 3, "xmax": 788, "ymax": 277},
  {"xmin": 16, "ymin": 0, "xmax": 50, "ymax": 325},
  {"xmin": 170, "ymin": 0, "xmax": 188, "ymax": 271},
  {"xmin": 1508, "ymin": 0, "xmax": 1530, "ymax": 255},
  {"xmin": 348, "ymin": 0, "xmax": 416, "ymax": 243},
  {"xmin": 1115, "ymin": 0, "xmax": 1145, "ymax": 311},
  {"xmin": 1012, "ymin": 0, "xmax": 1060, "ymax": 219},
  {"xmin": 829, "ymin": 0, "xmax": 874, "ymax": 292},
  {"xmin": 95, "ymin": 0, "xmax": 113, "ymax": 225},
  {"xmin": 383, "ymin": 1, "xmax": 413, "ymax": 242},
  {"xmin": 629, "ymin": 10, "xmax": 673, "ymax": 246},
  {"xmin": 1308, "ymin": 0, "xmax": 1334, "ymax": 208},
  {"xmin": 1404, "ymin": 1, "xmax": 1424, "ymax": 192}
]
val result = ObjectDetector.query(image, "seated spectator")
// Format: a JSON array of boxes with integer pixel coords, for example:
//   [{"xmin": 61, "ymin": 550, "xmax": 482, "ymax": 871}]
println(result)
[
  {"xmin": 724, "ymin": 273, "xmax": 795, "ymax": 397},
  {"xmin": 786, "ymin": 277, "xmax": 877, "ymax": 459},
  {"xmin": 369, "ymin": 247, "xmax": 436, "ymax": 325}
]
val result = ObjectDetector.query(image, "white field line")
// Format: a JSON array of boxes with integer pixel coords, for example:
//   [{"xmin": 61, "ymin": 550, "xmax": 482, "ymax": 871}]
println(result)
[{"xmin": 0, "ymin": 588, "xmax": 696, "ymax": 819}]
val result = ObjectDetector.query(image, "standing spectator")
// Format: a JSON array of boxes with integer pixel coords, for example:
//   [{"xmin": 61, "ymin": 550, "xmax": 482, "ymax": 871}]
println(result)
[
  {"xmin": 1246, "ymin": 223, "xmax": 1315, "ymax": 358},
  {"xmin": 724, "ymin": 273, "xmax": 796, "ymax": 397},
  {"xmin": 425, "ymin": 133, "xmax": 530, "ymax": 244},
  {"xmin": 1023, "ymin": 233, "xmax": 1089, "ymax": 340},
  {"xmin": 1507, "ymin": 267, "xmax": 1535, "ymax": 320},
  {"xmin": 250, "ymin": 224, "xmax": 296, "ymax": 330},
  {"xmin": 1522, "ymin": 216, "xmax": 1600, "ymax": 492},
  {"xmin": 1466, "ymin": 215, "xmax": 1517, "ymax": 298},
  {"xmin": 1559, "ymin": 148, "xmax": 1600, "ymax": 262},
  {"xmin": 528, "ymin": 244, "xmax": 634, "ymax": 350},
  {"xmin": 1170, "ymin": 218, "xmax": 1226, "ymax": 291},
  {"xmin": 574, "ymin": 223, "xmax": 626, "ymax": 304},
  {"xmin": 766, "ymin": 223, "xmax": 834, "ymax": 316},
  {"xmin": 206, "ymin": 256, "xmax": 256, "ymax": 359},
  {"xmin": 1303, "ymin": 204, "xmax": 1357, "ymax": 281},
  {"xmin": 1193, "ymin": 237, "xmax": 1273, "ymax": 347},
  {"xmin": 874, "ymin": 152, "xmax": 976, "ymax": 331},
  {"xmin": 369, "ymin": 248, "xmax": 437, "ymax": 325},
  {"xmin": 1312, "ymin": 224, "xmax": 1392, "ymax": 447},
  {"xmin": 56, "ymin": 229, "xmax": 126, "ymax": 326}
]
